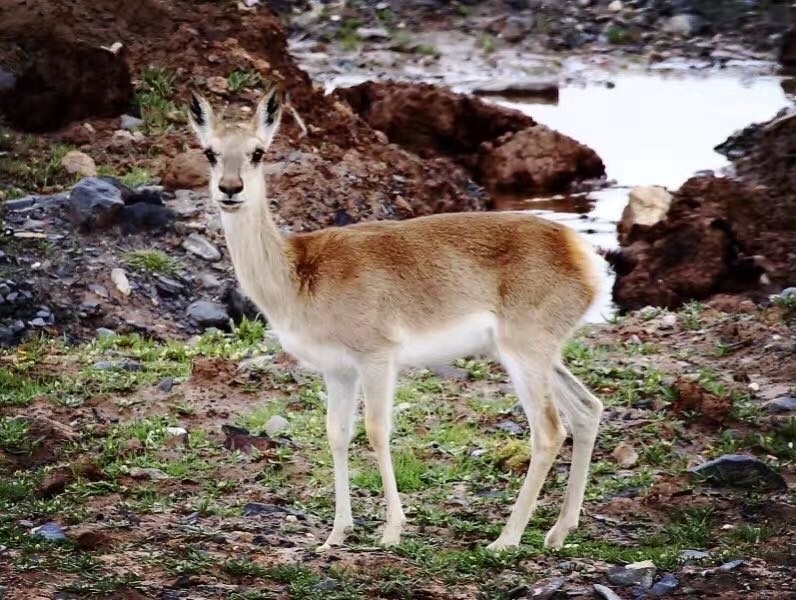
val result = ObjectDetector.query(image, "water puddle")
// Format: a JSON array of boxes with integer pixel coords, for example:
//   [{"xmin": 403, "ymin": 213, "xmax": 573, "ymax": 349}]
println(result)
[{"xmin": 490, "ymin": 71, "xmax": 790, "ymax": 319}]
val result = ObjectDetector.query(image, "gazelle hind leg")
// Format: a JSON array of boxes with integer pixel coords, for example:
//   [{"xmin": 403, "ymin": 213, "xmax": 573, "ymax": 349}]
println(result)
[
  {"xmin": 488, "ymin": 343, "xmax": 566, "ymax": 551},
  {"xmin": 360, "ymin": 360, "xmax": 406, "ymax": 546},
  {"xmin": 318, "ymin": 369, "xmax": 359, "ymax": 551},
  {"xmin": 544, "ymin": 363, "xmax": 602, "ymax": 549}
]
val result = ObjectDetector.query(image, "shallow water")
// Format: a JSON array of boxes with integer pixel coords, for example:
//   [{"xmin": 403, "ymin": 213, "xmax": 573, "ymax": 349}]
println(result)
[{"xmin": 491, "ymin": 71, "xmax": 790, "ymax": 320}]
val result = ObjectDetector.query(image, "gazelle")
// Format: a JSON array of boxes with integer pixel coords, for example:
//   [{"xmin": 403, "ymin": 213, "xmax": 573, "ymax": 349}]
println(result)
[{"xmin": 188, "ymin": 85, "xmax": 604, "ymax": 551}]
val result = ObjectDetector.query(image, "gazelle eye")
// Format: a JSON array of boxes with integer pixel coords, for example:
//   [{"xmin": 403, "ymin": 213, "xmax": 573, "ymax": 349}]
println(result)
[
  {"xmin": 204, "ymin": 149, "xmax": 217, "ymax": 165},
  {"xmin": 251, "ymin": 148, "xmax": 264, "ymax": 164}
]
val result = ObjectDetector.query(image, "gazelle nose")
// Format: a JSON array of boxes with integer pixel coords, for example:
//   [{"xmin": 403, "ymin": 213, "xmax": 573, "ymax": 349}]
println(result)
[{"xmin": 219, "ymin": 180, "xmax": 244, "ymax": 197}]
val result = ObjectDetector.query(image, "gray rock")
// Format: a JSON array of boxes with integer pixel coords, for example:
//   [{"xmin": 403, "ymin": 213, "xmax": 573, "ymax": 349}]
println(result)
[
  {"xmin": 472, "ymin": 76, "xmax": 558, "ymax": 100},
  {"xmin": 356, "ymin": 27, "xmax": 390, "ymax": 40},
  {"xmin": 500, "ymin": 16, "xmax": 534, "ymax": 43},
  {"xmin": 129, "ymin": 467, "xmax": 169, "ymax": 480},
  {"xmin": 156, "ymin": 276, "xmax": 185, "ymax": 297},
  {"xmin": 428, "ymin": 364, "xmax": 470, "ymax": 381},
  {"xmin": 649, "ymin": 574, "xmax": 678, "ymax": 597},
  {"xmin": 780, "ymin": 287, "xmax": 796, "ymax": 298},
  {"xmin": 199, "ymin": 273, "xmax": 223, "ymax": 289},
  {"xmin": 680, "ymin": 549, "xmax": 711, "ymax": 562},
  {"xmin": 264, "ymin": 415, "xmax": 289, "ymax": 437},
  {"xmin": 31, "ymin": 522, "xmax": 66, "ymax": 541},
  {"xmin": 689, "ymin": 454, "xmax": 786, "ymax": 490},
  {"xmin": 718, "ymin": 559, "xmax": 744, "ymax": 572},
  {"xmin": 93, "ymin": 361, "xmax": 114, "ymax": 371},
  {"xmin": 95, "ymin": 328, "xmax": 115, "ymax": 339},
  {"xmin": 658, "ymin": 314, "xmax": 677, "ymax": 329},
  {"xmin": 593, "ymin": 584, "xmax": 622, "ymax": 600},
  {"xmin": 67, "ymin": 177, "xmax": 124, "ymax": 230},
  {"xmin": 527, "ymin": 576, "xmax": 565, "ymax": 599},
  {"xmin": 157, "ymin": 378, "xmax": 175, "ymax": 393},
  {"xmin": 764, "ymin": 395, "xmax": 796, "ymax": 413},
  {"xmin": 496, "ymin": 420, "xmax": 525, "ymax": 435},
  {"xmin": 607, "ymin": 560, "xmax": 656, "ymax": 588},
  {"xmin": 182, "ymin": 233, "xmax": 221, "ymax": 262},
  {"xmin": 187, "ymin": 300, "xmax": 230, "ymax": 328},
  {"xmin": 28, "ymin": 318, "xmax": 47, "ymax": 328},
  {"xmin": 4, "ymin": 196, "xmax": 38, "ymax": 211},
  {"xmin": 120, "ymin": 114, "xmax": 144, "ymax": 131},
  {"xmin": 662, "ymin": 14, "xmax": 703, "ymax": 37}
]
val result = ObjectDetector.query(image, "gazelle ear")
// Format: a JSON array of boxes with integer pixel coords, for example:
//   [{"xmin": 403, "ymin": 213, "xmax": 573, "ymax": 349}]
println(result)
[
  {"xmin": 253, "ymin": 85, "xmax": 284, "ymax": 148},
  {"xmin": 188, "ymin": 92, "xmax": 214, "ymax": 147}
]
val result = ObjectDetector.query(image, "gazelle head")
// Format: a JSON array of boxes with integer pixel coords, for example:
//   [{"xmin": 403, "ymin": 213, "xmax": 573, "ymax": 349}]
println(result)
[{"xmin": 187, "ymin": 86, "xmax": 284, "ymax": 213}]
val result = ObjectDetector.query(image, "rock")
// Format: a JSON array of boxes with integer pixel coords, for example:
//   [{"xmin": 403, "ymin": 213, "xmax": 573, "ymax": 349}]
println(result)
[
  {"xmin": 161, "ymin": 150, "xmax": 209, "ymax": 190},
  {"xmin": 479, "ymin": 125, "xmax": 604, "ymax": 194},
  {"xmin": 110, "ymin": 129, "xmax": 135, "ymax": 147},
  {"xmin": 95, "ymin": 328, "xmax": 115, "ymax": 339},
  {"xmin": 780, "ymin": 287, "xmax": 796, "ymax": 298},
  {"xmin": 264, "ymin": 415, "xmax": 289, "ymax": 437},
  {"xmin": 222, "ymin": 424, "xmax": 278, "ymax": 454},
  {"xmin": 67, "ymin": 177, "xmax": 124, "ymax": 230},
  {"xmin": 689, "ymin": 454, "xmax": 786, "ymax": 490},
  {"xmin": 527, "ymin": 576, "xmax": 565, "ymax": 599},
  {"xmin": 658, "ymin": 314, "xmax": 678, "ymax": 330},
  {"xmin": 500, "ymin": 16, "xmax": 535, "ymax": 44},
  {"xmin": 607, "ymin": 1, "xmax": 623, "ymax": 12},
  {"xmin": 496, "ymin": 420, "xmax": 525, "ymax": 435},
  {"xmin": 187, "ymin": 300, "xmax": 230, "ymax": 328},
  {"xmin": 166, "ymin": 426, "xmax": 188, "ymax": 436},
  {"xmin": 182, "ymin": 233, "xmax": 221, "ymax": 262},
  {"xmin": 157, "ymin": 378, "xmax": 175, "ymax": 393},
  {"xmin": 60, "ymin": 150, "xmax": 97, "ymax": 178},
  {"xmin": 206, "ymin": 75, "xmax": 228, "ymax": 95},
  {"xmin": 70, "ymin": 526, "xmax": 112, "ymax": 550},
  {"xmin": 764, "ymin": 395, "xmax": 796, "ymax": 413},
  {"xmin": 356, "ymin": 27, "xmax": 390, "ymax": 40},
  {"xmin": 681, "ymin": 549, "xmax": 711, "ymax": 562},
  {"xmin": 128, "ymin": 467, "xmax": 169, "ymax": 480},
  {"xmin": 718, "ymin": 559, "xmax": 744, "ymax": 572},
  {"xmin": 31, "ymin": 522, "xmax": 66, "ymax": 542},
  {"xmin": 199, "ymin": 273, "xmax": 223, "ymax": 289},
  {"xmin": 662, "ymin": 14, "xmax": 703, "ymax": 37},
  {"xmin": 111, "ymin": 268, "xmax": 131, "ymax": 297},
  {"xmin": 472, "ymin": 77, "xmax": 558, "ymax": 102},
  {"xmin": 649, "ymin": 573, "xmax": 679, "ymax": 597},
  {"xmin": 617, "ymin": 186, "xmax": 672, "ymax": 244},
  {"xmin": 593, "ymin": 584, "xmax": 622, "ymax": 600},
  {"xmin": 243, "ymin": 502, "xmax": 303, "ymax": 518},
  {"xmin": 611, "ymin": 442, "xmax": 639, "ymax": 467},
  {"xmin": 120, "ymin": 114, "xmax": 144, "ymax": 130},
  {"xmin": 607, "ymin": 560, "xmax": 656, "ymax": 589},
  {"xmin": 0, "ymin": 67, "xmax": 16, "ymax": 91},
  {"xmin": 156, "ymin": 276, "xmax": 185, "ymax": 297}
]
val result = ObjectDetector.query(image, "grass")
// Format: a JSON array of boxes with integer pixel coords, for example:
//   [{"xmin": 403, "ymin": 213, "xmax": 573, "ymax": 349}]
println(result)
[
  {"xmin": 136, "ymin": 67, "xmax": 178, "ymax": 133},
  {"xmin": 0, "ymin": 417, "xmax": 30, "ymax": 454},
  {"xmin": 606, "ymin": 26, "xmax": 630, "ymax": 45},
  {"xmin": 227, "ymin": 70, "xmax": 262, "ymax": 92},
  {"xmin": 0, "ymin": 142, "xmax": 75, "ymax": 193},
  {"xmin": 337, "ymin": 19, "xmax": 361, "ymax": 51},
  {"xmin": 125, "ymin": 249, "xmax": 178, "ymax": 275}
]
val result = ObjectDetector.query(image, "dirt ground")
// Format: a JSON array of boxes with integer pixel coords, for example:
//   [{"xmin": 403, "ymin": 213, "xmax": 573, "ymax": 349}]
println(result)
[{"xmin": 0, "ymin": 303, "xmax": 794, "ymax": 599}]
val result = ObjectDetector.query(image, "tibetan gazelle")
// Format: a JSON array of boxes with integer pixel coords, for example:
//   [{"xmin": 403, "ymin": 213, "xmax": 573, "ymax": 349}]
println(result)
[{"xmin": 188, "ymin": 85, "xmax": 603, "ymax": 551}]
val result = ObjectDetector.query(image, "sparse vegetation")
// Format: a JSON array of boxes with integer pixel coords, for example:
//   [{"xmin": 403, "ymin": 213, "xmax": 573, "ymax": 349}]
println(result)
[
  {"xmin": 136, "ymin": 67, "xmax": 178, "ymax": 133},
  {"xmin": 227, "ymin": 70, "xmax": 262, "ymax": 92},
  {"xmin": 125, "ymin": 249, "xmax": 178, "ymax": 275}
]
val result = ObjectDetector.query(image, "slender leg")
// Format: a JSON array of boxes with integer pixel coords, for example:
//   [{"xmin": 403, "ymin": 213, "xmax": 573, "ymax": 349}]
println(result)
[
  {"xmin": 318, "ymin": 368, "xmax": 359, "ymax": 551},
  {"xmin": 544, "ymin": 363, "xmax": 602, "ymax": 549},
  {"xmin": 488, "ymin": 349, "xmax": 566, "ymax": 550},
  {"xmin": 360, "ymin": 360, "xmax": 406, "ymax": 546}
]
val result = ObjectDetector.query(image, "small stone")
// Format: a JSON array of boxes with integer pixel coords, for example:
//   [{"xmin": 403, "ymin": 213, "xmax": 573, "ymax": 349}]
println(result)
[
  {"xmin": 158, "ymin": 378, "xmax": 175, "ymax": 393},
  {"xmin": 93, "ymin": 361, "xmax": 114, "ymax": 371},
  {"xmin": 61, "ymin": 151, "xmax": 97, "ymax": 178},
  {"xmin": 120, "ymin": 114, "xmax": 144, "ymax": 130},
  {"xmin": 764, "ymin": 395, "xmax": 796, "ymax": 413},
  {"xmin": 206, "ymin": 75, "xmax": 228, "ymax": 94},
  {"xmin": 611, "ymin": 442, "xmax": 639, "ymax": 468},
  {"xmin": 128, "ymin": 467, "xmax": 169, "ymax": 480},
  {"xmin": 95, "ymin": 328, "xmax": 115, "ymax": 339},
  {"xmin": 182, "ymin": 233, "xmax": 221, "ymax": 262},
  {"xmin": 496, "ymin": 420, "xmax": 525, "ymax": 435},
  {"xmin": 658, "ymin": 314, "xmax": 677, "ymax": 330},
  {"xmin": 243, "ymin": 502, "xmax": 291, "ymax": 517},
  {"xmin": 187, "ymin": 300, "xmax": 230, "ymax": 328},
  {"xmin": 356, "ymin": 27, "xmax": 390, "ymax": 40},
  {"xmin": 780, "ymin": 287, "xmax": 796, "ymax": 298},
  {"xmin": 156, "ymin": 275, "xmax": 185, "ymax": 297},
  {"xmin": 68, "ymin": 177, "xmax": 124, "ymax": 230},
  {"xmin": 718, "ymin": 559, "xmax": 744, "ymax": 572},
  {"xmin": 607, "ymin": 560, "xmax": 656, "ymax": 589},
  {"xmin": 689, "ymin": 454, "xmax": 786, "ymax": 490},
  {"xmin": 680, "ymin": 549, "xmax": 711, "ymax": 562},
  {"xmin": 28, "ymin": 318, "xmax": 47, "ymax": 328},
  {"xmin": 662, "ymin": 14, "xmax": 703, "ymax": 37},
  {"xmin": 31, "ymin": 522, "xmax": 66, "ymax": 542},
  {"xmin": 110, "ymin": 129, "xmax": 135, "ymax": 147},
  {"xmin": 649, "ymin": 574, "xmax": 679, "ymax": 597},
  {"xmin": 593, "ymin": 584, "xmax": 622, "ymax": 600},
  {"xmin": 264, "ymin": 415, "xmax": 289, "ymax": 437},
  {"xmin": 607, "ymin": 1, "xmax": 623, "ymax": 12},
  {"xmin": 528, "ymin": 576, "xmax": 565, "ymax": 599},
  {"xmin": 285, "ymin": 514, "xmax": 298, "ymax": 523},
  {"xmin": 166, "ymin": 426, "xmax": 188, "ymax": 436},
  {"xmin": 111, "ymin": 268, "xmax": 131, "ymax": 296},
  {"xmin": 119, "ymin": 359, "xmax": 142, "ymax": 371},
  {"xmin": 199, "ymin": 273, "xmax": 223, "ymax": 289},
  {"xmin": 161, "ymin": 150, "xmax": 209, "ymax": 190}
]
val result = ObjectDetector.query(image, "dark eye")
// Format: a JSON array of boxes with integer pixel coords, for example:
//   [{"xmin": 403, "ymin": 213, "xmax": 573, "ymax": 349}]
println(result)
[
  {"xmin": 204, "ymin": 149, "xmax": 217, "ymax": 165},
  {"xmin": 251, "ymin": 148, "xmax": 264, "ymax": 164}
]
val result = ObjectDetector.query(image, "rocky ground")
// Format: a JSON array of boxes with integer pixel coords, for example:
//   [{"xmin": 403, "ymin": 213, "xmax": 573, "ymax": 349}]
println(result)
[
  {"xmin": 1, "ymin": 1, "xmax": 795, "ymax": 598},
  {"xmin": 0, "ymin": 301, "xmax": 794, "ymax": 599}
]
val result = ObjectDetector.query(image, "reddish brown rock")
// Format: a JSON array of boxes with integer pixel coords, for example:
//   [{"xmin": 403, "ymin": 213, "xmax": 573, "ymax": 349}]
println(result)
[
  {"xmin": 478, "ymin": 125, "xmax": 605, "ymax": 194},
  {"xmin": 160, "ymin": 149, "xmax": 209, "ymax": 190}
]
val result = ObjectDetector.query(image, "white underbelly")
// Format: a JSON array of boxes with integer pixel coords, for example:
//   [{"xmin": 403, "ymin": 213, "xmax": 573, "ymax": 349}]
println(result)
[{"xmin": 396, "ymin": 312, "xmax": 497, "ymax": 367}]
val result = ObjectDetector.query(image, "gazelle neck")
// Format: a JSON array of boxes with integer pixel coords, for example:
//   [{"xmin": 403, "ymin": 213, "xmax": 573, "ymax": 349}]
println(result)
[{"xmin": 219, "ymin": 194, "xmax": 295, "ymax": 323}]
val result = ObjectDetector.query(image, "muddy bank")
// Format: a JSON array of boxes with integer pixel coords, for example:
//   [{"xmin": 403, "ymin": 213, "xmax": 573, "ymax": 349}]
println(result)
[
  {"xmin": 611, "ymin": 110, "xmax": 796, "ymax": 310},
  {"xmin": 336, "ymin": 80, "xmax": 604, "ymax": 194}
]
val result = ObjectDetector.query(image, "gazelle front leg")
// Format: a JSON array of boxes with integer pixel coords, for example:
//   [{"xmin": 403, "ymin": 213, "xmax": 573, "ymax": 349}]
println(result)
[
  {"xmin": 360, "ymin": 360, "xmax": 406, "ymax": 546},
  {"xmin": 318, "ymin": 368, "xmax": 359, "ymax": 551}
]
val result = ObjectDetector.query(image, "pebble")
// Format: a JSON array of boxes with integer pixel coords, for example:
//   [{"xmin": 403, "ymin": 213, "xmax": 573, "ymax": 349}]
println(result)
[
  {"xmin": 607, "ymin": 560, "xmax": 656, "ymax": 589},
  {"xmin": 61, "ymin": 151, "xmax": 97, "ymax": 178},
  {"xmin": 29, "ymin": 318, "xmax": 47, "ymax": 328},
  {"xmin": 611, "ymin": 441, "xmax": 639, "ymax": 467},
  {"xmin": 187, "ymin": 300, "xmax": 230, "ymax": 328},
  {"xmin": 158, "ymin": 378, "xmax": 175, "ymax": 393},
  {"xmin": 96, "ymin": 328, "xmax": 116, "ymax": 339},
  {"xmin": 182, "ymin": 233, "xmax": 222, "ymax": 262},
  {"xmin": 111, "ymin": 268, "xmax": 132, "ymax": 296},
  {"xmin": 527, "ymin": 576, "xmax": 565, "ymax": 599},
  {"xmin": 764, "ymin": 395, "xmax": 796, "ymax": 413},
  {"xmin": 120, "ymin": 114, "xmax": 144, "ymax": 130},
  {"xmin": 128, "ymin": 467, "xmax": 169, "ymax": 480},
  {"xmin": 649, "ymin": 573, "xmax": 679, "ymax": 597},
  {"xmin": 31, "ymin": 522, "xmax": 66, "ymax": 541},
  {"xmin": 658, "ymin": 314, "xmax": 677, "ymax": 329},
  {"xmin": 607, "ymin": 1, "xmax": 623, "ymax": 12},
  {"xmin": 779, "ymin": 286, "xmax": 796, "ymax": 298},
  {"xmin": 594, "ymin": 584, "xmax": 622, "ymax": 600},
  {"xmin": 680, "ymin": 549, "xmax": 711, "ymax": 562},
  {"xmin": 496, "ymin": 420, "xmax": 525, "ymax": 435}
]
